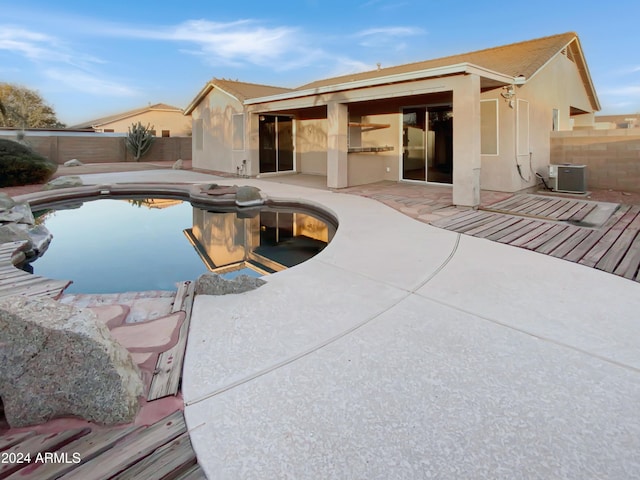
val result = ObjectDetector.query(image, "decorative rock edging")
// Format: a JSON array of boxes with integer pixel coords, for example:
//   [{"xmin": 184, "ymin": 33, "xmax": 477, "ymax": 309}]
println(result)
[{"xmin": 0, "ymin": 192, "xmax": 52, "ymax": 259}]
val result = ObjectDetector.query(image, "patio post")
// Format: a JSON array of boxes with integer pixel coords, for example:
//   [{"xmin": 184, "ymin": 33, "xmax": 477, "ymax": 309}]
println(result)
[
  {"xmin": 452, "ymin": 74, "xmax": 481, "ymax": 207},
  {"xmin": 327, "ymin": 102, "xmax": 348, "ymax": 188}
]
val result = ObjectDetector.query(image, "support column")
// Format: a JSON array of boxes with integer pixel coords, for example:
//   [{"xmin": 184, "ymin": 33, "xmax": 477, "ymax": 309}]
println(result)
[
  {"xmin": 327, "ymin": 102, "xmax": 348, "ymax": 188},
  {"xmin": 246, "ymin": 112, "xmax": 260, "ymax": 176},
  {"xmin": 452, "ymin": 74, "xmax": 481, "ymax": 207}
]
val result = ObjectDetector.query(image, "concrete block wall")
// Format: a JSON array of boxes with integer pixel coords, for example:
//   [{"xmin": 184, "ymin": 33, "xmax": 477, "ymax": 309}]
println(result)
[
  {"xmin": 551, "ymin": 129, "xmax": 640, "ymax": 192},
  {"xmin": 20, "ymin": 135, "xmax": 192, "ymax": 164}
]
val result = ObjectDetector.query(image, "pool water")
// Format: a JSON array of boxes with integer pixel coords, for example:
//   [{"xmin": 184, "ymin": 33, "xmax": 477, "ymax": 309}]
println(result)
[{"xmin": 30, "ymin": 198, "xmax": 334, "ymax": 294}]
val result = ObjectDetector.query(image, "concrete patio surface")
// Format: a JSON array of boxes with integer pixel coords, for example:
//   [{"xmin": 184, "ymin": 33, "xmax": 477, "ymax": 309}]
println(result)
[{"xmin": 38, "ymin": 171, "xmax": 640, "ymax": 478}]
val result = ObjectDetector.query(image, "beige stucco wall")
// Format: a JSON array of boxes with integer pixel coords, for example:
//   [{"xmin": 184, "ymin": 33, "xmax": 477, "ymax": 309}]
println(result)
[
  {"xmin": 347, "ymin": 113, "xmax": 400, "ymax": 187},
  {"xmin": 97, "ymin": 110, "xmax": 191, "ymax": 137},
  {"xmin": 192, "ymin": 89, "xmax": 246, "ymax": 173},
  {"xmin": 296, "ymin": 118, "xmax": 327, "ymax": 175},
  {"xmin": 480, "ymin": 52, "xmax": 595, "ymax": 192}
]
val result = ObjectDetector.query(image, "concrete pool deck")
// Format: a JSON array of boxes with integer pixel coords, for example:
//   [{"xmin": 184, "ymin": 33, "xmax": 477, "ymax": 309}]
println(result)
[{"xmin": 28, "ymin": 170, "xmax": 640, "ymax": 478}]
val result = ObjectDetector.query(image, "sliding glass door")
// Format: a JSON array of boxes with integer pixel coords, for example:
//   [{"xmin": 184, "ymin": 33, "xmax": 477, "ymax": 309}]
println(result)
[
  {"xmin": 402, "ymin": 106, "xmax": 453, "ymax": 184},
  {"xmin": 259, "ymin": 115, "xmax": 294, "ymax": 173}
]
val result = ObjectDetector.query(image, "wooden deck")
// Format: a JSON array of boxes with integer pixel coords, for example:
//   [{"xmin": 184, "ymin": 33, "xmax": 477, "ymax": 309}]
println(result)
[
  {"xmin": 432, "ymin": 195, "xmax": 640, "ymax": 282},
  {"xmin": 0, "ymin": 410, "xmax": 206, "ymax": 480},
  {"xmin": 0, "ymin": 241, "xmax": 71, "ymax": 299}
]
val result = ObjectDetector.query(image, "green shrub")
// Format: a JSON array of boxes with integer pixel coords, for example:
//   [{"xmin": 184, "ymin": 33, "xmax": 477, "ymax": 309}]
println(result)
[{"xmin": 0, "ymin": 138, "xmax": 58, "ymax": 187}]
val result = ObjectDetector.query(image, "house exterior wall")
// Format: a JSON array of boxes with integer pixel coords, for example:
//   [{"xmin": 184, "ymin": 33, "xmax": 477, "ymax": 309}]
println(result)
[
  {"xmin": 95, "ymin": 110, "xmax": 190, "ymax": 136},
  {"xmin": 191, "ymin": 89, "xmax": 245, "ymax": 172},
  {"xmin": 296, "ymin": 118, "xmax": 327, "ymax": 176},
  {"xmin": 347, "ymin": 113, "xmax": 400, "ymax": 186},
  {"xmin": 480, "ymin": 53, "xmax": 595, "ymax": 192}
]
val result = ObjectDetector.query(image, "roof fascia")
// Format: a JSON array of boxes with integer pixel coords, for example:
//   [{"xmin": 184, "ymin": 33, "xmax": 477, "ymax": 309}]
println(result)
[
  {"xmin": 245, "ymin": 63, "xmax": 518, "ymax": 105},
  {"xmin": 184, "ymin": 82, "xmax": 242, "ymax": 115}
]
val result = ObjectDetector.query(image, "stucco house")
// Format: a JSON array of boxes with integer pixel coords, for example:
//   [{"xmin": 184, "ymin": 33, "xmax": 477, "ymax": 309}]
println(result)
[
  {"xmin": 72, "ymin": 103, "xmax": 191, "ymax": 137},
  {"xmin": 185, "ymin": 32, "xmax": 599, "ymax": 206}
]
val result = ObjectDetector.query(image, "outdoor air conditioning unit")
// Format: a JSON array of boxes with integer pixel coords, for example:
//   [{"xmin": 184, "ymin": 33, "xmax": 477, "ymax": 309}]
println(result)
[{"xmin": 548, "ymin": 164, "xmax": 587, "ymax": 194}]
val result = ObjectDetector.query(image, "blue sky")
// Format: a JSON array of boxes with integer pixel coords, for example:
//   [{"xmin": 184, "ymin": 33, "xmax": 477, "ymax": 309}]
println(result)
[{"xmin": 1, "ymin": 0, "xmax": 638, "ymax": 125}]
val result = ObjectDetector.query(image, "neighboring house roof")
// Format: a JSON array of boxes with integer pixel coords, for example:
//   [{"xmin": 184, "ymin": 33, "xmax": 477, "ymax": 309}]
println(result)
[
  {"xmin": 184, "ymin": 79, "xmax": 294, "ymax": 115},
  {"xmin": 70, "ymin": 103, "xmax": 185, "ymax": 129}
]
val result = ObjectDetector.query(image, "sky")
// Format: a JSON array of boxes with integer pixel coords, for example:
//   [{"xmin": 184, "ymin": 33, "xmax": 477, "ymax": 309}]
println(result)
[{"xmin": 1, "ymin": 0, "xmax": 638, "ymax": 126}]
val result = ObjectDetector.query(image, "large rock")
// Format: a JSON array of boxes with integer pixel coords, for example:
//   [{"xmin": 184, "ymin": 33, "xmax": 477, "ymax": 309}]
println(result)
[
  {"xmin": 0, "ymin": 202, "xmax": 35, "ymax": 225},
  {"xmin": 63, "ymin": 159, "xmax": 83, "ymax": 167},
  {"xmin": 44, "ymin": 176, "xmax": 83, "ymax": 190},
  {"xmin": 0, "ymin": 223, "xmax": 32, "ymax": 246},
  {"xmin": 0, "ymin": 193, "xmax": 15, "ymax": 212},
  {"xmin": 0, "ymin": 296, "xmax": 143, "ymax": 427},
  {"xmin": 195, "ymin": 273, "xmax": 266, "ymax": 295},
  {"xmin": 235, "ymin": 186, "xmax": 263, "ymax": 207}
]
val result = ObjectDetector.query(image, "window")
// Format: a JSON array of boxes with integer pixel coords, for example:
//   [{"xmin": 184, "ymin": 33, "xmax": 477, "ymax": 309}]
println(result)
[
  {"xmin": 480, "ymin": 99, "xmax": 498, "ymax": 155},
  {"xmin": 232, "ymin": 114, "xmax": 244, "ymax": 150},
  {"xmin": 103, "ymin": 128, "xmax": 114, "ymax": 133},
  {"xmin": 194, "ymin": 119, "xmax": 203, "ymax": 150},
  {"xmin": 149, "ymin": 130, "xmax": 157, "ymax": 136},
  {"xmin": 162, "ymin": 130, "xmax": 170, "ymax": 137},
  {"xmin": 517, "ymin": 99, "xmax": 530, "ymax": 156}
]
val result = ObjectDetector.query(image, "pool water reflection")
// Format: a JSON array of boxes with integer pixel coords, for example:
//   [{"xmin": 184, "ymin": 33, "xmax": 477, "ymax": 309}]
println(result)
[{"xmin": 31, "ymin": 198, "xmax": 335, "ymax": 294}]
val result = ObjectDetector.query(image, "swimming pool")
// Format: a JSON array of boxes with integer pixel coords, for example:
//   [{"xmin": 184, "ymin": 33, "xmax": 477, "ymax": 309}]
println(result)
[{"xmin": 29, "ymin": 197, "xmax": 336, "ymax": 294}]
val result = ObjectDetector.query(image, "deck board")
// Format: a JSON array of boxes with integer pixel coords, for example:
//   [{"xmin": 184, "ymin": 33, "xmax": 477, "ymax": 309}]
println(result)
[{"xmin": 147, "ymin": 281, "xmax": 196, "ymax": 401}]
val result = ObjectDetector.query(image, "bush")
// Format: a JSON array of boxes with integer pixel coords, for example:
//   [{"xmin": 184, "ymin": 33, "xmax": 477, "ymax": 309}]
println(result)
[{"xmin": 0, "ymin": 138, "xmax": 58, "ymax": 187}]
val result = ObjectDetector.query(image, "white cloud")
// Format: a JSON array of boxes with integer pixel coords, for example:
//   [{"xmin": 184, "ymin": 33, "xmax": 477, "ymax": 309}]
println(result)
[
  {"xmin": 354, "ymin": 26, "xmax": 425, "ymax": 48},
  {"xmin": 44, "ymin": 69, "xmax": 139, "ymax": 97},
  {"xmin": 600, "ymin": 85, "xmax": 640, "ymax": 96},
  {"xmin": 0, "ymin": 25, "xmax": 103, "ymax": 68}
]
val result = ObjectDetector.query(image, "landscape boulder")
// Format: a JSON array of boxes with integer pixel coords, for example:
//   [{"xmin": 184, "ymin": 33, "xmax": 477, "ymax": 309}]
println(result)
[
  {"xmin": 195, "ymin": 273, "xmax": 266, "ymax": 295},
  {"xmin": 172, "ymin": 158, "xmax": 183, "ymax": 170},
  {"xmin": 235, "ymin": 186, "xmax": 263, "ymax": 207},
  {"xmin": 0, "ymin": 193, "xmax": 15, "ymax": 212},
  {"xmin": 44, "ymin": 175, "xmax": 83, "ymax": 190},
  {"xmin": 63, "ymin": 158, "xmax": 84, "ymax": 167},
  {"xmin": 0, "ymin": 202, "xmax": 35, "ymax": 225},
  {"xmin": 0, "ymin": 296, "xmax": 143, "ymax": 427}
]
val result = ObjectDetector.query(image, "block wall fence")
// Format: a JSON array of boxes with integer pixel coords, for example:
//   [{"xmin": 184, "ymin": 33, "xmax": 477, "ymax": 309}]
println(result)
[
  {"xmin": 551, "ymin": 129, "xmax": 640, "ymax": 193},
  {"xmin": 13, "ymin": 135, "xmax": 192, "ymax": 164}
]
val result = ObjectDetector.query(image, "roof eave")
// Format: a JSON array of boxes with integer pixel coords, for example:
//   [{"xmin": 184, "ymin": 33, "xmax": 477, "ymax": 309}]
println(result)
[
  {"xmin": 244, "ymin": 63, "xmax": 519, "ymax": 105},
  {"xmin": 184, "ymin": 83, "xmax": 215, "ymax": 115}
]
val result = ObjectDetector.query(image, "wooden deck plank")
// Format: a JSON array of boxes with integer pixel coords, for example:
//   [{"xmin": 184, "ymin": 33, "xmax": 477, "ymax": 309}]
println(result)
[
  {"xmin": 454, "ymin": 214, "xmax": 500, "ymax": 233},
  {"xmin": 509, "ymin": 223, "xmax": 556, "ymax": 247},
  {"xmin": 556, "ymin": 205, "xmax": 631, "ymax": 261},
  {"xmin": 60, "ymin": 411, "xmax": 186, "ymax": 480},
  {"xmin": 9, "ymin": 426, "xmax": 142, "ymax": 480},
  {"xmin": 494, "ymin": 221, "xmax": 543, "ymax": 244},
  {"xmin": 484, "ymin": 219, "xmax": 534, "ymax": 241},
  {"xmin": 482, "ymin": 195, "xmax": 523, "ymax": 210},
  {"xmin": 549, "ymin": 229, "xmax": 593, "ymax": 258},
  {"xmin": 111, "ymin": 431, "xmax": 197, "ymax": 480},
  {"xmin": 506, "ymin": 197, "xmax": 547, "ymax": 213},
  {"xmin": 0, "ymin": 431, "xmax": 37, "ymax": 452},
  {"xmin": 578, "ymin": 206, "xmax": 640, "ymax": 267},
  {"xmin": 431, "ymin": 210, "xmax": 486, "ymax": 229},
  {"xmin": 147, "ymin": 282, "xmax": 195, "ymax": 401},
  {"xmin": 558, "ymin": 202, "xmax": 591, "ymax": 221},
  {"xmin": 0, "ymin": 428, "xmax": 89, "ymax": 478},
  {"xmin": 466, "ymin": 215, "xmax": 522, "ymax": 238},
  {"xmin": 535, "ymin": 225, "xmax": 583, "ymax": 255},
  {"xmin": 533, "ymin": 199, "xmax": 571, "ymax": 217},
  {"xmin": 547, "ymin": 200, "xmax": 579, "ymax": 219},
  {"xmin": 465, "ymin": 216, "xmax": 523, "ymax": 238},
  {"xmin": 596, "ymin": 209, "xmax": 640, "ymax": 273},
  {"xmin": 520, "ymin": 224, "xmax": 570, "ymax": 251},
  {"xmin": 614, "ymin": 233, "xmax": 640, "ymax": 279},
  {"xmin": 568, "ymin": 203, "xmax": 597, "ymax": 222},
  {"xmin": 521, "ymin": 198, "xmax": 562, "ymax": 216}
]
